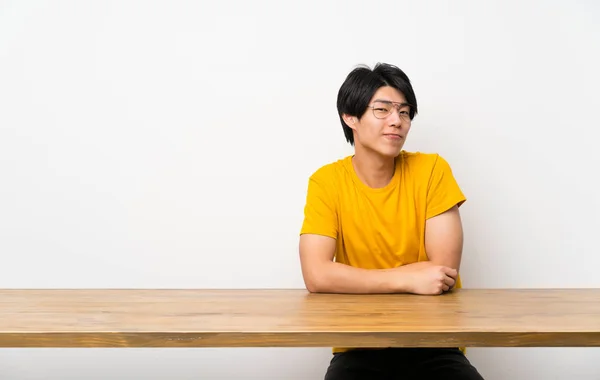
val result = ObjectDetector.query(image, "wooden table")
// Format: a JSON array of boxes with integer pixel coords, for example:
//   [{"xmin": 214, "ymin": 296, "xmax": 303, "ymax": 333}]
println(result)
[{"xmin": 1, "ymin": 289, "xmax": 599, "ymax": 348}]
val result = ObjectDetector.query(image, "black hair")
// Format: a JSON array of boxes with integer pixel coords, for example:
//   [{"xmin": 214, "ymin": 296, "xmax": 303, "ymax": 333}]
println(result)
[{"xmin": 336, "ymin": 63, "xmax": 418, "ymax": 145}]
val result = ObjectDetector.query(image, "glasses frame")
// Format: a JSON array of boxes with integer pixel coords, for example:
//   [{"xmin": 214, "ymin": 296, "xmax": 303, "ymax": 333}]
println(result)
[{"xmin": 366, "ymin": 100, "xmax": 414, "ymax": 121}]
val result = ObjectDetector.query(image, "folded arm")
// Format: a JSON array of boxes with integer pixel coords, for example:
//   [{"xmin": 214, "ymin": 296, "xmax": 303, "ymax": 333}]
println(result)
[
  {"xmin": 299, "ymin": 205, "xmax": 463, "ymax": 295},
  {"xmin": 299, "ymin": 233, "xmax": 410, "ymax": 294}
]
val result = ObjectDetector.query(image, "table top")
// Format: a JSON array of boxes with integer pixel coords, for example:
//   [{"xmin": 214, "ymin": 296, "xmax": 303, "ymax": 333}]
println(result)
[{"xmin": 1, "ymin": 288, "xmax": 599, "ymax": 348}]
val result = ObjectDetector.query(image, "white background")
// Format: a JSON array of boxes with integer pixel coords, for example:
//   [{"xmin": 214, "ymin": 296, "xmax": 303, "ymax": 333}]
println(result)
[{"xmin": 1, "ymin": 0, "xmax": 599, "ymax": 378}]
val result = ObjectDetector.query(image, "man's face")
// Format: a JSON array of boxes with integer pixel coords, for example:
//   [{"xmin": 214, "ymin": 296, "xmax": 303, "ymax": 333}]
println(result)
[{"xmin": 346, "ymin": 86, "xmax": 412, "ymax": 158}]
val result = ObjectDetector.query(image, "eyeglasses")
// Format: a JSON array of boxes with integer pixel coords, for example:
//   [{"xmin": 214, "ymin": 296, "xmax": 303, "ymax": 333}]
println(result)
[{"xmin": 366, "ymin": 101, "xmax": 413, "ymax": 122}]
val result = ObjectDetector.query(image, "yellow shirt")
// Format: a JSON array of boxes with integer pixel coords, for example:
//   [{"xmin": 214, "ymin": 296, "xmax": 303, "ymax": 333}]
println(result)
[{"xmin": 300, "ymin": 151, "xmax": 466, "ymax": 353}]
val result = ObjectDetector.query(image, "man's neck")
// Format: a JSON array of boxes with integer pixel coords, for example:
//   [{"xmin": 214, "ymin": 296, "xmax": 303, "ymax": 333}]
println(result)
[{"xmin": 351, "ymin": 151, "xmax": 396, "ymax": 189}]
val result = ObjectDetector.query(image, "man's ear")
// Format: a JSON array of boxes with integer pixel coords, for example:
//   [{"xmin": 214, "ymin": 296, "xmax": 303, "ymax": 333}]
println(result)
[{"xmin": 342, "ymin": 114, "xmax": 357, "ymax": 128}]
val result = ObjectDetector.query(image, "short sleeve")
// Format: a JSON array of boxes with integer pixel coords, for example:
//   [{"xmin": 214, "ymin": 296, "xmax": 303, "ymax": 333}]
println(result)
[
  {"xmin": 425, "ymin": 155, "xmax": 467, "ymax": 219},
  {"xmin": 300, "ymin": 173, "xmax": 338, "ymax": 239}
]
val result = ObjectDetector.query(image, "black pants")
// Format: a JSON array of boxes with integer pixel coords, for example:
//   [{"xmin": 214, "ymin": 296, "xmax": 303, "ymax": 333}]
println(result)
[{"xmin": 324, "ymin": 348, "xmax": 484, "ymax": 380}]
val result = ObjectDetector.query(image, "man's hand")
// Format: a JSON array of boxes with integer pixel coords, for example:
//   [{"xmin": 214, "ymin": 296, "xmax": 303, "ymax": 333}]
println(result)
[{"xmin": 394, "ymin": 261, "xmax": 457, "ymax": 295}]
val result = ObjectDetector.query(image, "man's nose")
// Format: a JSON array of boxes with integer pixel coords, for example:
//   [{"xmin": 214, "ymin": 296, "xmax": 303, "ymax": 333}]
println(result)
[{"xmin": 389, "ymin": 107, "xmax": 402, "ymax": 125}]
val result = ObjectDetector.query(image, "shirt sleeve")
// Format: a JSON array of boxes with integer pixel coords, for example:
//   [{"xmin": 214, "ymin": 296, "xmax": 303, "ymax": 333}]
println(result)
[
  {"xmin": 425, "ymin": 155, "xmax": 467, "ymax": 219},
  {"xmin": 300, "ymin": 172, "xmax": 338, "ymax": 239}
]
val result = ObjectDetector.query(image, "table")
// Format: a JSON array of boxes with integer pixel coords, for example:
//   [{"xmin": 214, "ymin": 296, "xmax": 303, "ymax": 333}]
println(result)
[{"xmin": 1, "ymin": 289, "xmax": 599, "ymax": 348}]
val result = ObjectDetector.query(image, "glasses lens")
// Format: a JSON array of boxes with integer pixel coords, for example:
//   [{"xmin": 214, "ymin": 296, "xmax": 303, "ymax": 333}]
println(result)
[
  {"xmin": 372, "ymin": 102, "xmax": 391, "ymax": 118},
  {"xmin": 398, "ymin": 106, "xmax": 411, "ymax": 122}
]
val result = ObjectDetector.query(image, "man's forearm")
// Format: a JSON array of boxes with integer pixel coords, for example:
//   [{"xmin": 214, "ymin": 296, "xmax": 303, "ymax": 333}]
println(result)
[{"xmin": 307, "ymin": 260, "xmax": 428, "ymax": 294}]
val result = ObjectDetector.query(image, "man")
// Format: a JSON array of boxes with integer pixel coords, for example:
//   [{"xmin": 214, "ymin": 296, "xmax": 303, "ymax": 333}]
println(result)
[{"xmin": 299, "ymin": 63, "xmax": 484, "ymax": 379}]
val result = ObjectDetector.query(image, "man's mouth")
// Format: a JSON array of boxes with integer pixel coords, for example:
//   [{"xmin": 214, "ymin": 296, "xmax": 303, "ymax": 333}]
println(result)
[{"xmin": 384, "ymin": 134, "xmax": 402, "ymax": 140}]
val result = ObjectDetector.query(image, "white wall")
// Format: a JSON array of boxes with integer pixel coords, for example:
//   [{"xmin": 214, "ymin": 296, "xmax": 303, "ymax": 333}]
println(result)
[{"xmin": 1, "ymin": 0, "xmax": 599, "ymax": 378}]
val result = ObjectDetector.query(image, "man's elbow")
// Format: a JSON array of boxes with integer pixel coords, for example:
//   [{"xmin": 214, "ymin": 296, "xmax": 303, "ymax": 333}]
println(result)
[
  {"xmin": 305, "ymin": 281, "xmax": 320, "ymax": 293},
  {"xmin": 299, "ymin": 234, "xmax": 337, "ymax": 292},
  {"xmin": 302, "ymin": 264, "xmax": 331, "ymax": 293},
  {"xmin": 303, "ymin": 272, "xmax": 326, "ymax": 293}
]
